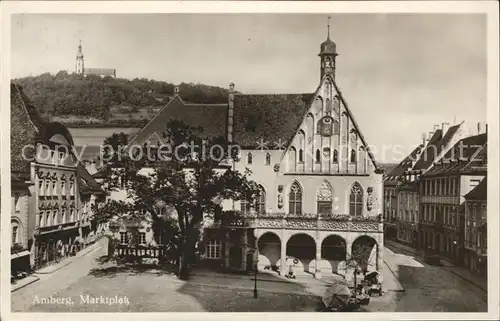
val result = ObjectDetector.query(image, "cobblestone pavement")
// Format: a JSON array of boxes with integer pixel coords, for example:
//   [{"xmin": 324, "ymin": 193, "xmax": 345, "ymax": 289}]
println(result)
[
  {"xmin": 383, "ymin": 240, "xmax": 487, "ymax": 312},
  {"xmin": 10, "ymin": 238, "xmax": 488, "ymax": 312},
  {"xmin": 11, "ymin": 239, "xmax": 106, "ymax": 312}
]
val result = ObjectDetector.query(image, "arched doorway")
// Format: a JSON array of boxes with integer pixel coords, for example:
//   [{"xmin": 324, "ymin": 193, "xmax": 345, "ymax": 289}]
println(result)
[
  {"xmin": 321, "ymin": 235, "xmax": 347, "ymax": 274},
  {"xmin": 286, "ymin": 233, "xmax": 316, "ymax": 274},
  {"xmin": 351, "ymin": 235, "xmax": 378, "ymax": 272},
  {"xmin": 257, "ymin": 232, "xmax": 281, "ymax": 271}
]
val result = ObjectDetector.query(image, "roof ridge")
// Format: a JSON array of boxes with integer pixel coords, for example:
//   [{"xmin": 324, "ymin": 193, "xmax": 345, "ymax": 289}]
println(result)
[
  {"xmin": 126, "ymin": 95, "xmax": 181, "ymax": 147},
  {"xmin": 12, "ymin": 82, "xmax": 41, "ymax": 133}
]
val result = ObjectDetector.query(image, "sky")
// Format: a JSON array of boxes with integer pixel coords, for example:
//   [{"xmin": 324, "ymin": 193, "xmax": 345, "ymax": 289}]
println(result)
[{"xmin": 11, "ymin": 13, "xmax": 487, "ymax": 163}]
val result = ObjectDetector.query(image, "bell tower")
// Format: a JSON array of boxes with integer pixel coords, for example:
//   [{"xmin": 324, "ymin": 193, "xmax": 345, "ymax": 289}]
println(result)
[
  {"xmin": 319, "ymin": 17, "xmax": 338, "ymax": 81},
  {"xmin": 75, "ymin": 40, "xmax": 84, "ymax": 74}
]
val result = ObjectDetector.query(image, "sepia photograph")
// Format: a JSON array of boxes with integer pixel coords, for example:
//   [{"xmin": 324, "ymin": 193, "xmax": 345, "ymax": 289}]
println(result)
[{"xmin": 1, "ymin": 1, "xmax": 499, "ymax": 319}]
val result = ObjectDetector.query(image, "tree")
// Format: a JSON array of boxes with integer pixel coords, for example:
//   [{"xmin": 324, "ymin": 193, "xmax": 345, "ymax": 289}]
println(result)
[{"xmin": 100, "ymin": 121, "xmax": 260, "ymax": 279}]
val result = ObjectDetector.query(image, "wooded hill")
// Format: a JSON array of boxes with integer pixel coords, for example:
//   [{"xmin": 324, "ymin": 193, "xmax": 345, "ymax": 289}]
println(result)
[{"xmin": 13, "ymin": 71, "xmax": 231, "ymax": 126}]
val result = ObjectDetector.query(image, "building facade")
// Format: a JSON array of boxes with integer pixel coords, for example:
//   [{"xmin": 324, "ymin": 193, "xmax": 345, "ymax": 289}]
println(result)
[
  {"xmin": 396, "ymin": 181, "xmax": 419, "ymax": 247},
  {"xmin": 126, "ymin": 31, "xmax": 385, "ymax": 280},
  {"xmin": 11, "ymin": 175, "xmax": 33, "ymax": 274},
  {"xmin": 383, "ymin": 121, "xmax": 467, "ymax": 248},
  {"xmin": 11, "ymin": 82, "xmax": 104, "ymax": 270},
  {"xmin": 463, "ymin": 178, "xmax": 487, "ymax": 277},
  {"xmin": 383, "ymin": 144, "xmax": 424, "ymax": 241},
  {"xmin": 419, "ymin": 133, "xmax": 487, "ymax": 264}
]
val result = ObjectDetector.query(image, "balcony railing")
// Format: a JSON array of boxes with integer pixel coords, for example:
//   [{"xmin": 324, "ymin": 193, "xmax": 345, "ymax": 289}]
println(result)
[
  {"xmin": 218, "ymin": 211, "xmax": 383, "ymax": 231},
  {"xmin": 114, "ymin": 245, "xmax": 169, "ymax": 259}
]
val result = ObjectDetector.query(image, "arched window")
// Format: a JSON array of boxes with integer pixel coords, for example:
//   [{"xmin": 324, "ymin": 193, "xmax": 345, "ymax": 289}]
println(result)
[
  {"xmin": 315, "ymin": 149, "xmax": 321, "ymax": 163},
  {"xmin": 247, "ymin": 153, "xmax": 253, "ymax": 164},
  {"xmin": 299, "ymin": 149, "xmax": 304, "ymax": 163},
  {"xmin": 333, "ymin": 149, "xmax": 339, "ymax": 163},
  {"xmin": 350, "ymin": 149, "xmax": 356, "ymax": 163},
  {"xmin": 349, "ymin": 182, "xmax": 364, "ymax": 216},
  {"xmin": 265, "ymin": 152, "xmax": 271, "ymax": 165},
  {"xmin": 289, "ymin": 182, "xmax": 302, "ymax": 215},
  {"xmin": 317, "ymin": 181, "xmax": 333, "ymax": 215},
  {"xmin": 256, "ymin": 186, "xmax": 266, "ymax": 214}
]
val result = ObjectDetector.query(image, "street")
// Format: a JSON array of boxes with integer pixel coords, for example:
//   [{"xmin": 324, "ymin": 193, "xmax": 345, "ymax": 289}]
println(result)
[{"xmin": 11, "ymin": 238, "xmax": 487, "ymax": 312}]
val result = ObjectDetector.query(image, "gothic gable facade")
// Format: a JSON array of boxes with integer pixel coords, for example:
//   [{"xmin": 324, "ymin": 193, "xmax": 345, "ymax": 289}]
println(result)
[{"xmin": 281, "ymin": 75, "xmax": 377, "ymax": 176}]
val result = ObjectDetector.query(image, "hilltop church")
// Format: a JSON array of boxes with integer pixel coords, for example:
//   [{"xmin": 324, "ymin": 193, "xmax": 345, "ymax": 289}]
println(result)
[
  {"xmin": 75, "ymin": 41, "xmax": 116, "ymax": 78},
  {"xmin": 110, "ymin": 26, "xmax": 385, "ymax": 280}
]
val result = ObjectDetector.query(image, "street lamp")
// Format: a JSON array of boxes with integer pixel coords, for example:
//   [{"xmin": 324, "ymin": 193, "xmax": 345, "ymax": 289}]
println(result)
[
  {"xmin": 254, "ymin": 257, "xmax": 258, "ymax": 298},
  {"xmin": 247, "ymin": 247, "xmax": 258, "ymax": 298}
]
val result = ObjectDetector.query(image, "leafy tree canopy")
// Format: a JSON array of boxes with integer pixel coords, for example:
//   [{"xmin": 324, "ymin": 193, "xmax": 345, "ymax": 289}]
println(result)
[{"xmin": 94, "ymin": 120, "xmax": 260, "ymax": 279}]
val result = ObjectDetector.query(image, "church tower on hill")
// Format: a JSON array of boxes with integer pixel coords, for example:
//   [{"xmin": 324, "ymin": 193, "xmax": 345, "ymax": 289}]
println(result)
[
  {"xmin": 75, "ymin": 40, "xmax": 84, "ymax": 74},
  {"xmin": 74, "ymin": 41, "xmax": 116, "ymax": 78}
]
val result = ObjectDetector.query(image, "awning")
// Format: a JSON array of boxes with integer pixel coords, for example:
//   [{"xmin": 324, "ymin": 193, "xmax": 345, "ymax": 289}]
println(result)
[{"xmin": 11, "ymin": 250, "xmax": 31, "ymax": 260}]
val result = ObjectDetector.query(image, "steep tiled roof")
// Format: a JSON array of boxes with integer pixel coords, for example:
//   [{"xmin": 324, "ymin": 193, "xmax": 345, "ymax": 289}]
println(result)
[
  {"xmin": 464, "ymin": 177, "xmax": 487, "ymax": 200},
  {"xmin": 413, "ymin": 129, "xmax": 443, "ymax": 170},
  {"xmin": 379, "ymin": 163, "xmax": 399, "ymax": 176},
  {"xmin": 232, "ymin": 93, "xmax": 314, "ymax": 148},
  {"xmin": 438, "ymin": 124, "xmax": 460, "ymax": 152},
  {"xmin": 92, "ymin": 165, "xmax": 110, "ymax": 179},
  {"xmin": 128, "ymin": 77, "xmax": 379, "ymax": 171},
  {"xmin": 384, "ymin": 145, "xmax": 423, "ymax": 181},
  {"xmin": 77, "ymin": 163, "xmax": 104, "ymax": 194},
  {"xmin": 128, "ymin": 96, "xmax": 228, "ymax": 146},
  {"xmin": 424, "ymin": 133, "xmax": 487, "ymax": 176},
  {"xmin": 11, "ymin": 82, "xmax": 45, "ymax": 175}
]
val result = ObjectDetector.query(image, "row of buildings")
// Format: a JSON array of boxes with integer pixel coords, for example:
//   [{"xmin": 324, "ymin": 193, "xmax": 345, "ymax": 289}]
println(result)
[
  {"xmin": 383, "ymin": 121, "xmax": 488, "ymax": 277},
  {"xmin": 10, "ymin": 82, "xmax": 105, "ymax": 276}
]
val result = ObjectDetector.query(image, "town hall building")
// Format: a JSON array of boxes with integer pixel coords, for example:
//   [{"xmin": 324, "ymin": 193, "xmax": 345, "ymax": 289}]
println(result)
[{"xmin": 122, "ymin": 28, "xmax": 385, "ymax": 280}]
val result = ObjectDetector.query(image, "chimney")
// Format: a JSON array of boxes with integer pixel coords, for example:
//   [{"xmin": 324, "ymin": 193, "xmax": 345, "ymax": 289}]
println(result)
[
  {"xmin": 442, "ymin": 122, "xmax": 450, "ymax": 135},
  {"xmin": 428, "ymin": 131, "xmax": 434, "ymax": 140},
  {"xmin": 433, "ymin": 124, "xmax": 440, "ymax": 132},
  {"xmin": 477, "ymin": 121, "xmax": 487, "ymax": 135},
  {"xmin": 421, "ymin": 132, "xmax": 427, "ymax": 146},
  {"xmin": 227, "ymin": 82, "xmax": 235, "ymax": 142}
]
